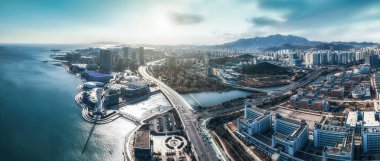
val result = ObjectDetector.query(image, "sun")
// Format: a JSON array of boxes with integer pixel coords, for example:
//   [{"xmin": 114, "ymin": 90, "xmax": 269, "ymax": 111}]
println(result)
[{"xmin": 154, "ymin": 12, "xmax": 174, "ymax": 34}]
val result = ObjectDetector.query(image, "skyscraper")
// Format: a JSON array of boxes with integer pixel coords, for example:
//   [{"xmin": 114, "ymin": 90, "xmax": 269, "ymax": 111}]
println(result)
[
  {"xmin": 122, "ymin": 47, "xmax": 129, "ymax": 69},
  {"xmin": 204, "ymin": 53, "xmax": 212, "ymax": 76},
  {"xmin": 139, "ymin": 47, "xmax": 144, "ymax": 65},
  {"xmin": 166, "ymin": 55, "xmax": 177, "ymax": 67},
  {"xmin": 98, "ymin": 49, "xmax": 112, "ymax": 73}
]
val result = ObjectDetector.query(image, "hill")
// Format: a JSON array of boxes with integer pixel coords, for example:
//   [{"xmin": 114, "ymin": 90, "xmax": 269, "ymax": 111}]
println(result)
[
  {"xmin": 213, "ymin": 34, "xmax": 377, "ymax": 50},
  {"xmin": 215, "ymin": 34, "xmax": 319, "ymax": 50},
  {"xmin": 241, "ymin": 62, "xmax": 292, "ymax": 75}
]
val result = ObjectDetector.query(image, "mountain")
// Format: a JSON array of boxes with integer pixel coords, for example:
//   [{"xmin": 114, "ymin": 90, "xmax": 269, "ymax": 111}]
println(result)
[
  {"xmin": 264, "ymin": 43, "xmax": 354, "ymax": 51},
  {"xmin": 214, "ymin": 34, "xmax": 377, "ymax": 51}
]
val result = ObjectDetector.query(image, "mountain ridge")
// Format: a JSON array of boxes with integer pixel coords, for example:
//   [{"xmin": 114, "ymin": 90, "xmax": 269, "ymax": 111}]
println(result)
[{"xmin": 214, "ymin": 34, "xmax": 378, "ymax": 50}]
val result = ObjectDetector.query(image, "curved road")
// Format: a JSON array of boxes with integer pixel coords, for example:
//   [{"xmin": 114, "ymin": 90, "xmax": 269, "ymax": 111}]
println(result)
[{"xmin": 139, "ymin": 66, "xmax": 218, "ymax": 161}]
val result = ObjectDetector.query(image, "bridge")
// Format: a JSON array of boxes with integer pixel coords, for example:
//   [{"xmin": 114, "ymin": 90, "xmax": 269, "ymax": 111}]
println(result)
[
  {"xmin": 139, "ymin": 65, "xmax": 220, "ymax": 161},
  {"xmin": 225, "ymin": 70, "xmax": 322, "ymax": 95}
]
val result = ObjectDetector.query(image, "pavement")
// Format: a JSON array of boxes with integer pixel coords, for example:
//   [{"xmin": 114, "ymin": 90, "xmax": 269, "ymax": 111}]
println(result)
[{"xmin": 138, "ymin": 66, "xmax": 219, "ymax": 161}]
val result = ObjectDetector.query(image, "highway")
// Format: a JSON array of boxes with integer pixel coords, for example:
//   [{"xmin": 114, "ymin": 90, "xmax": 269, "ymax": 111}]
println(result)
[
  {"xmin": 138, "ymin": 66, "xmax": 218, "ymax": 161},
  {"xmin": 216, "ymin": 67, "xmax": 322, "ymax": 95}
]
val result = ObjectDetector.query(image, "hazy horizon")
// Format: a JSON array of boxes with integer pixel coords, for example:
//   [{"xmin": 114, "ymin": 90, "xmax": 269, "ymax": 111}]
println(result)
[{"xmin": 1, "ymin": 0, "xmax": 380, "ymax": 45}]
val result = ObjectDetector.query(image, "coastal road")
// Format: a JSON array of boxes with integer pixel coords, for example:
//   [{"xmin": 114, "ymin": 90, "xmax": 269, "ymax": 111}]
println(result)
[{"xmin": 139, "ymin": 66, "xmax": 218, "ymax": 161}]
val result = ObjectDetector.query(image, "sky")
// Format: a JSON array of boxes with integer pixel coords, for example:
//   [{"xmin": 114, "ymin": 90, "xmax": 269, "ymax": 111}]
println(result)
[{"xmin": 0, "ymin": 0, "xmax": 380, "ymax": 45}]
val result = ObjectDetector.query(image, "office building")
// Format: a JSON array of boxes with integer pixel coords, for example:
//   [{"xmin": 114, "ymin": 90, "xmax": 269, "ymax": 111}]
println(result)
[
  {"xmin": 345, "ymin": 111, "xmax": 380, "ymax": 153},
  {"xmin": 362, "ymin": 127, "xmax": 380, "ymax": 153},
  {"xmin": 313, "ymin": 124, "xmax": 354, "ymax": 161},
  {"xmin": 237, "ymin": 105, "xmax": 272, "ymax": 135},
  {"xmin": 272, "ymin": 114, "xmax": 309, "ymax": 155},
  {"xmin": 98, "ymin": 50, "xmax": 112, "ymax": 73}
]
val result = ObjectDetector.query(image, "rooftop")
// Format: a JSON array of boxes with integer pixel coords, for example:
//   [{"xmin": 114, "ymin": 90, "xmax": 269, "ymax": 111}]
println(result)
[
  {"xmin": 323, "ymin": 131, "xmax": 354, "ymax": 155},
  {"xmin": 363, "ymin": 112, "xmax": 380, "ymax": 127},
  {"xmin": 363, "ymin": 127, "xmax": 380, "ymax": 133},
  {"xmin": 345, "ymin": 112, "xmax": 358, "ymax": 127},
  {"xmin": 345, "ymin": 111, "xmax": 380, "ymax": 127},
  {"xmin": 275, "ymin": 113, "xmax": 301, "ymax": 125},
  {"xmin": 134, "ymin": 130, "xmax": 151, "ymax": 149},
  {"xmin": 315, "ymin": 124, "xmax": 349, "ymax": 133},
  {"xmin": 83, "ymin": 71, "xmax": 113, "ymax": 78}
]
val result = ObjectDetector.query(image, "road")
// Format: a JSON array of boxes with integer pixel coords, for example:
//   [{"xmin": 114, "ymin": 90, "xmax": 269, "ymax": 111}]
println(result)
[
  {"xmin": 216, "ymin": 67, "xmax": 321, "ymax": 95},
  {"xmin": 139, "ymin": 66, "xmax": 219, "ymax": 161}
]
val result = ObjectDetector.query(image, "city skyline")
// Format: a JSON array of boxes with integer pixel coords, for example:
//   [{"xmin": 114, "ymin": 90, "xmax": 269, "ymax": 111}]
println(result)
[{"xmin": 1, "ymin": 0, "xmax": 380, "ymax": 45}]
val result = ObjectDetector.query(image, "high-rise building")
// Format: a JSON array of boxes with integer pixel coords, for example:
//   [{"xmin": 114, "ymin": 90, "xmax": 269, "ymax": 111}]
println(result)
[
  {"xmin": 122, "ymin": 47, "xmax": 129, "ymax": 69},
  {"xmin": 98, "ymin": 50, "xmax": 112, "ymax": 73},
  {"xmin": 131, "ymin": 50, "xmax": 137, "ymax": 60},
  {"xmin": 139, "ymin": 47, "xmax": 144, "ymax": 65},
  {"xmin": 204, "ymin": 53, "xmax": 212, "ymax": 76},
  {"xmin": 365, "ymin": 54, "xmax": 379, "ymax": 68},
  {"xmin": 166, "ymin": 55, "xmax": 177, "ymax": 67},
  {"xmin": 311, "ymin": 53, "xmax": 320, "ymax": 65}
]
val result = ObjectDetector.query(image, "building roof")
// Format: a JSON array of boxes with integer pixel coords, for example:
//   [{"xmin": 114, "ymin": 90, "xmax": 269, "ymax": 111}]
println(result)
[
  {"xmin": 83, "ymin": 71, "xmax": 112, "ymax": 78},
  {"xmin": 315, "ymin": 124, "xmax": 349, "ymax": 133},
  {"xmin": 134, "ymin": 130, "xmax": 151, "ymax": 149},
  {"xmin": 363, "ymin": 127, "xmax": 380, "ymax": 133},
  {"xmin": 345, "ymin": 111, "xmax": 380, "ymax": 128},
  {"xmin": 363, "ymin": 112, "xmax": 380, "ymax": 127},
  {"xmin": 323, "ymin": 130, "xmax": 354, "ymax": 155},
  {"xmin": 345, "ymin": 112, "xmax": 357, "ymax": 127}
]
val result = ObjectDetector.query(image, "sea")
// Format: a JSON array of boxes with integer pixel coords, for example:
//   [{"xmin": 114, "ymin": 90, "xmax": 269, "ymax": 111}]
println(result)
[
  {"xmin": 0, "ymin": 44, "xmax": 260, "ymax": 161},
  {"xmin": 0, "ymin": 44, "xmax": 135, "ymax": 161}
]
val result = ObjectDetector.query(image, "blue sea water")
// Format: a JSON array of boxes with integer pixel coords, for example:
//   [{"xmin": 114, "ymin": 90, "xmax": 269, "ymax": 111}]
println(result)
[{"xmin": 0, "ymin": 44, "xmax": 135, "ymax": 161}]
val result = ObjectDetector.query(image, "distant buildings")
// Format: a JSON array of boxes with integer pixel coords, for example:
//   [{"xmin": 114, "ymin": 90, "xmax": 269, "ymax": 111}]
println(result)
[
  {"xmin": 166, "ymin": 55, "xmax": 177, "ymax": 67},
  {"xmin": 204, "ymin": 53, "xmax": 213, "ymax": 76},
  {"xmin": 351, "ymin": 83, "xmax": 371, "ymax": 99},
  {"xmin": 65, "ymin": 52, "xmax": 81, "ymax": 62},
  {"xmin": 365, "ymin": 54, "xmax": 379, "ymax": 68},
  {"xmin": 98, "ymin": 50, "xmax": 112, "ymax": 73},
  {"xmin": 139, "ymin": 47, "xmax": 144, "ymax": 65},
  {"xmin": 280, "ymin": 48, "xmax": 380, "ymax": 68},
  {"xmin": 122, "ymin": 47, "xmax": 129, "ymax": 69}
]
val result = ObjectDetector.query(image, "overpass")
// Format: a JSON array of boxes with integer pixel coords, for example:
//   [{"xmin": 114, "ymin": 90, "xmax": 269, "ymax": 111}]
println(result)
[{"xmin": 226, "ymin": 70, "xmax": 321, "ymax": 95}]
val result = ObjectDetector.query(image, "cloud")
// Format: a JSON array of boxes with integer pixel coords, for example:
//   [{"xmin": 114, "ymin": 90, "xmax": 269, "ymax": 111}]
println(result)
[
  {"xmin": 255, "ymin": 0, "xmax": 380, "ymax": 24},
  {"xmin": 248, "ymin": 16, "xmax": 281, "ymax": 26},
  {"xmin": 169, "ymin": 13, "xmax": 203, "ymax": 25}
]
